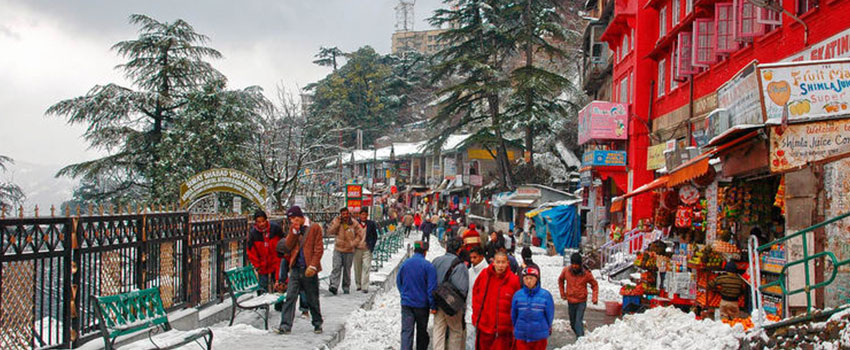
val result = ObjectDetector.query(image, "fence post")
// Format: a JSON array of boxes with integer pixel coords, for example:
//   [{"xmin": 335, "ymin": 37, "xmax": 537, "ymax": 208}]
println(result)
[
  {"xmin": 217, "ymin": 217, "xmax": 226, "ymax": 303},
  {"xmin": 69, "ymin": 216, "xmax": 82, "ymax": 347},
  {"xmin": 137, "ymin": 213, "xmax": 148, "ymax": 291},
  {"xmin": 182, "ymin": 212, "xmax": 191, "ymax": 307}
]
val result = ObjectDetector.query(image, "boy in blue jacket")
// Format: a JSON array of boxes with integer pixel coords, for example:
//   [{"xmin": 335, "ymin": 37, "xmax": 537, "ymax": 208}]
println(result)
[
  {"xmin": 397, "ymin": 241, "xmax": 437, "ymax": 350},
  {"xmin": 511, "ymin": 266, "xmax": 554, "ymax": 350}
]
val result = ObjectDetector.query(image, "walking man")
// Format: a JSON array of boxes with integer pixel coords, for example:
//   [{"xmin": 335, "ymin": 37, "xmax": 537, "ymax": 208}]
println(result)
[
  {"xmin": 557, "ymin": 252, "xmax": 598, "ymax": 338},
  {"xmin": 465, "ymin": 246, "xmax": 489, "ymax": 350},
  {"xmin": 327, "ymin": 207, "xmax": 364, "ymax": 295},
  {"xmin": 354, "ymin": 208, "xmax": 378, "ymax": 293},
  {"xmin": 277, "ymin": 206, "xmax": 324, "ymax": 335},
  {"xmin": 431, "ymin": 238, "xmax": 469, "ymax": 350},
  {"xmin": 247, "ymin": 210, "xmax": 285, "ymax": 294},
  {"xmin": 397, "ymin": 241, "xmax": 437, "ymax": 350}
]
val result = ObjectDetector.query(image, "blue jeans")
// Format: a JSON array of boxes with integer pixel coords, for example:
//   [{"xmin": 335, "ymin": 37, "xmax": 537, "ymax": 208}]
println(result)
[
  {"xmin": 401, "ymin": 306, "xmax": 429, "ymax": 350},
  {"xmin": 568, "ymin": 302, "xmax": 587, "ymax": 337}
]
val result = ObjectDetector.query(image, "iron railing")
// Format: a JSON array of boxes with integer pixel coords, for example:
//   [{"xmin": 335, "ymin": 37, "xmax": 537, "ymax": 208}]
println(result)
[{"xmin": 0, "ymin": 210, "xmax": 336, "ymax": 349}]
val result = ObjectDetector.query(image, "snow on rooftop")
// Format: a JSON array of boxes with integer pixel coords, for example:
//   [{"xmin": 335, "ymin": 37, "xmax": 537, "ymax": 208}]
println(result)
[
  {"xmin": 556, "ymin": 306, "xmax": 746, "ymax": 350},
  {"xmin": 555, "ymin": 141, "xmax": 581, "ymax": 169},
  {"xmin": 441, "ymin": 134, "xmax": 473, "ymax": 152}
]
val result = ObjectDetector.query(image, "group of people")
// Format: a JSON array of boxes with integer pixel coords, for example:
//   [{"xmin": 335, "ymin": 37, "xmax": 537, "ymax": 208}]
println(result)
[
  {"xmin": 397, "ymin": 235, "xmax": 599, "ymax": 350},
  {"xmin": 245, "ymin": 205, "xmax": 380, "ymax": 335}
]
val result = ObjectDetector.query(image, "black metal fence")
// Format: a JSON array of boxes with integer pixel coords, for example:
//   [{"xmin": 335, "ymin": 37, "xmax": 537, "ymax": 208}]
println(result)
[{"xmin": 0, "ymin": 210, "xmax": 336, "ymax": 349}]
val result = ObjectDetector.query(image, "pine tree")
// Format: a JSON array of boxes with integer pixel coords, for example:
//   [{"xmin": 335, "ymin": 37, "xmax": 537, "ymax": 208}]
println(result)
[
  {"xmin": 45, "ymin": 14, "xmax": 225, "ymax": 203},
  {"xmin": 0, "ymin": 156, "xmax": 25, "ymax": 210},
  {"xmin": 429, "ymin": 0, "xmax": 518, "ymax": 188},
  {"xmin": 313, "ymin": 46, "xmax": 346, "ymax": 71}
]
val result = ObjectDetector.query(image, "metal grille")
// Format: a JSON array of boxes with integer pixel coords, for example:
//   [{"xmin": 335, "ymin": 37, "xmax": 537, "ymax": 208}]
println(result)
[
  {"xmin": 158, "ymin": 242, "xmax": 175, "ymax": 309},
  {"xmin": 200, "ymin": 246, "xmax": 212, "ymax": 304},
  {"xmin": 1, "ymin": 260, "xmax": 35, "ymax": 350},
  {"xmin": 99, "ymin": 250, "xmax": 123, "ymax": 296}
]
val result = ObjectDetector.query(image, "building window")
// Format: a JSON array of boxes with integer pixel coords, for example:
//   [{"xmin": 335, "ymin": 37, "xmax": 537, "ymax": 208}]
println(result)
[
  {"xmin": 630, "ymin": 71, "xmax": 635, "ymax": 103},
  {"xmin": 658, "ymin": 59, "xmax": 666, "ymax": 98},
  {"xmin": 620, "ymin": 76, "xmax": 629, "ymax": 104},
  {"xmin": 623, "ymin": 35, "xmax": 629, "ymax": 56},
  {"xmin": 631, "ymin": 28, "xmax": 635, "ymax": 50},
  {"xmin": 686, "ymin": 0, "xmax": 694, "ymax": 15},
  {"xmin": 672, "ymin": 0, "xmax": 680, "ymax": 27},
  {"xmin": 737, "ymin": 0, "xmax": 764, "ymax": 38},
  {"xmin": 671, "ymin": 45, "xmax": 679, "ymax": 89},
  {"xmin": 677, "ymin": 32, "xmax": 696, "ymax": 78},
  {"xmin": 757, "ymin": 7, "xmax": 782, "ymax": 26},
  {"xmin": 694, "ymin": 19, "xmax": 716, "ymax": 66},
  {"xmin": 715, "ymin": 3, "xmax": 738, "ymax": 54},
  {"xmin": 659, "ymin": 6, "xmax": 667, "ymax": 39},
  {"xmin": 797, "ymin": 0, "xmax": 818, "ymax": 15}
]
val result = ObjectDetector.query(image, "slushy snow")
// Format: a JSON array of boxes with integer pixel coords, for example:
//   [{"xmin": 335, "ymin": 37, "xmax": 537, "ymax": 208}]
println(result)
[{"xmin": 556, "ymin": 307, "xmax": 745, "ymax": 350}]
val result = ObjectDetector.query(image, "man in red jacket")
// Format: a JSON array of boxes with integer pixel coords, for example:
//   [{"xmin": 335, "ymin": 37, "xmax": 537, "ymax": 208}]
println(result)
[
  {"xmin": 247, "ymin": 210, "xmax": 284, "ymax": 294},
  {"xmin": 471, "ymin": 252, "xmax": 520, "ymax": 350},
  {"xmin": 557, "ymin": 253, "xmax": 598, "ymax": 338}
]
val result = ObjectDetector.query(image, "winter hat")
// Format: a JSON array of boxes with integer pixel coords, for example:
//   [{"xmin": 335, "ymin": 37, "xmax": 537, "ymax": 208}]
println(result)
[
  {"xmin": 522, "ymin": 266, "xmax": 540, "ymax": 279},
  {"xmin": 286, "ymin": 206, "xmax": 304, "ymax": 218},
  {"xmin": 469, "ymin": 223, "xmax": 476, "ymax": 230},
  {"xmin": 254, "ymin": 209, "xmax": 268, "ymax": 220},
  {"xmin": 570, "ymin": 252, "xmax": 582, "ymax": 266},
  {"xmin": 413, "ymin": 240, "xmax": 429, "ymax": 251},
  {"xmin": 521, "ymin": 247, "xmax": 532, "ymax": 260}
]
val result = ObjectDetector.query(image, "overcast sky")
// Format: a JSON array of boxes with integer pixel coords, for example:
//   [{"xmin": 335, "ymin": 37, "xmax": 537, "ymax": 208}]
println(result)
[{"xmin": 0, "ymin": 0, "xmax": 443, "ymax": 167}]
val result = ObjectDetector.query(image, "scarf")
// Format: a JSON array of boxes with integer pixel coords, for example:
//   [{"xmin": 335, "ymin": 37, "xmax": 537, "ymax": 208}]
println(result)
[{"xmin": 254, "ymin": 221, "xmax": 270, "ymax": 239}]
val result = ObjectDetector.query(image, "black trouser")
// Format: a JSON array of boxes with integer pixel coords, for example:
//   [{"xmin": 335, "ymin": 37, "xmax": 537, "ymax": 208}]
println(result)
[
  {"xmin": 401, "ymin": 306, "xmax": 430, "ymax": 350},
  {"xmin": 279, "ymin": 266, "xmax": 322, "ymax": 330}
]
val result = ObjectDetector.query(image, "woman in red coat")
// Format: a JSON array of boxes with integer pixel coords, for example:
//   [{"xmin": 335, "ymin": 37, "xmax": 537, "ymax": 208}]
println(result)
[{"xmin": 472, "ymin": 252, "xmax": 521, "ymax": 350}]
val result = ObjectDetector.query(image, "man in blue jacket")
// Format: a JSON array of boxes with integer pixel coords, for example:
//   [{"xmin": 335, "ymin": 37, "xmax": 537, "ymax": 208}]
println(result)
[
  {"xmin": 397, "ymin": 241, "xmax": 437, "ymax": 350},
  {"xmin": 511, "ymin": 266, "xmax": 554, "ymax": 350}
]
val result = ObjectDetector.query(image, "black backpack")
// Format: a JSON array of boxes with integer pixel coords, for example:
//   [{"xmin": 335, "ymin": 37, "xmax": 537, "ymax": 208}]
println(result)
[{"xmin": 432, "ymin": 258, "xmax": 466, "ymax": 316}]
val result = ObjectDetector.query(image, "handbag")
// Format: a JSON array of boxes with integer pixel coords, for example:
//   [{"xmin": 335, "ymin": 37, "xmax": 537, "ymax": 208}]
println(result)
[{"xmin": 432, "ymin": 258, "xmax": 466, "ymax": 316}]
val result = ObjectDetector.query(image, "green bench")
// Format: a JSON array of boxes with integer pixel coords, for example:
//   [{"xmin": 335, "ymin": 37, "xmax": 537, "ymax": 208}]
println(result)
[
  {"xmin": 91, "ymin": 288, "xmax": 213, "ymax": 350},
  {"xmin": 223, "ymin": 266, "xmax": 286, "ymax": 330}
]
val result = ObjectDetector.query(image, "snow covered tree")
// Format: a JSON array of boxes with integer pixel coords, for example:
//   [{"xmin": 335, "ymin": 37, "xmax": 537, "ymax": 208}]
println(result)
[
  {"xmin": 0, "ymin": 155, "xmax": 25, "ymax": 210},
  {"xmin": 503, "ymin": 0, "xmax": 583, "ymax": 166},
  {"xmin": 249, "ymin": 86, "xmax": 349, "ymax": 211},
  {"xmin": 45, "ymin": 14, "xmax": 225, "ymax": 203},
  {"xmin": 428, "ymin": 0, "xmax": 518, "ymax": 189},
  {"xmin": 313, "ymin": 46, "xmax": 346, "ymax": 71}
]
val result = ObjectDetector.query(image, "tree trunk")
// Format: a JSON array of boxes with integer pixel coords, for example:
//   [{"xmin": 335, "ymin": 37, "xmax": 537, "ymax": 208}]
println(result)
[
  {"xmin": 488, "ymin": 94, "xmax": 513, "ymax": 189},
  {"xmin": 525, "ymin": 125, "xmax": 533, "ymax": 166},
  {"xmin": 524, "ymin": 0, "xmax": 534, "ymax": 167}
]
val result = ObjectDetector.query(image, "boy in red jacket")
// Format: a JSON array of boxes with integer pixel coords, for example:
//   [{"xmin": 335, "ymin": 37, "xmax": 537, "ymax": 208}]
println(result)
[
  {"xmin": 247, "ymin": 210, "xmax": 284, "ymax": 294},
  {"xmin": 557, "ymin": 252, "xmax": 598, "ymax": 338},
  {"xmin": 471, "ymin": 252, "xmax": 520, "ymax": 350}
]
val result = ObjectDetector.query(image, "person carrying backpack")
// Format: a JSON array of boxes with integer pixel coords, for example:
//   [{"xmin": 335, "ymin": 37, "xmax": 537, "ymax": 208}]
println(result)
[{"xmin": 431, "ymin": 237, "xmax": 469, "ymax": 350}]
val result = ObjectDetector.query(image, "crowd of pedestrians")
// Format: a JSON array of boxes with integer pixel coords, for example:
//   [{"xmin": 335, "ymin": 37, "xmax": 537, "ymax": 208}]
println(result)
[{"xmin": 394, "ymin": 212, "xmax": 599, "ymax": 350}]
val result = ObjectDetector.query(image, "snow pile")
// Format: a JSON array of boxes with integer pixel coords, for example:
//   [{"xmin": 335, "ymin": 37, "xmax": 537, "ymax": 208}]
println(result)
[
  {"xmin": 556, "ymin": 307, "xmax": 745, "ymax": 350},
  {"xmin": 334, "ymin": 287, "xmax": 405, "ymax": 349}
]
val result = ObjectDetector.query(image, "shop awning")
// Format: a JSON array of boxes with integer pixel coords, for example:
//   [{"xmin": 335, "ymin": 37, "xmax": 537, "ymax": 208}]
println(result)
[
  {"xmin": 506, "ymin": 198, "xmax": 537, "ymax": 207},
  {"xmin": 667, "ymin": 130, "xmax": 760, "ymax": 187},
  {"xmin": 621, "ymin": 176, "xmax": 669, "ymax": 199},
  {"xmin": 595, "ymin": 167, "xmax": 629, "ymax": 193}
]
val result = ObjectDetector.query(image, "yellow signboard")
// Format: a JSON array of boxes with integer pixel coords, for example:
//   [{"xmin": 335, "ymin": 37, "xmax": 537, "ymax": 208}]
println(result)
[
  {"xmin": 180, "ymin": 168, "xmax": 267, "ymax": 209},
  {"xmin": 647, "ymin": 144, "xmax": 666, "ymax": 170},
  {"xmin": 468, "ymin": 148, "xmax": 516, "ymax": 160}
]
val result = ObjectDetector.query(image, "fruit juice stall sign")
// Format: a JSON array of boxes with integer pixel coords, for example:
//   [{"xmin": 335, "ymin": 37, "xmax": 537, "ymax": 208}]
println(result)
[
  {"xmin": 346, "ymin": 184, "xmax": 363, "ymax": 212},
  {"xmin": 769, "ymin": 118, "xmax": 850, "ymax": 172},
  {"xmin": 758, "ymin": 59, "xmax": 850, "ymax": 124},
  {"xmin": 577, "ymin": 101, "xmax": 629, "ymax": 145}
]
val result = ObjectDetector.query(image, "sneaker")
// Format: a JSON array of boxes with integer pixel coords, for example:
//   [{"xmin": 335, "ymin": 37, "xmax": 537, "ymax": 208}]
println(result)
[
  {"xmin": 275, "ymin": 327, "xmax": 291, "ymax": 335},
  {"xmin": 301, "ymin": 311, "xmax": 309, "ymax": 319},
  {"xmin": 329, "ymin": 287, "xmax": 338, "ymax": 295},
  {"xmin": 314, "ymin": 327, "xmax": 323, "ymax": 334}
]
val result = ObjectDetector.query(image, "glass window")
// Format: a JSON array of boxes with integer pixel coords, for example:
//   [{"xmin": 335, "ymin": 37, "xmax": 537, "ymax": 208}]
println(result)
[
  {"xmin": 658, "ymin": 59, "xmax": 666, "ymax": 97},
  {"xmin": 659, "ymin": 6, "xmax": 667, "ymax": 39},
  {"xmin": 673, "ymin": 0, "xmax": 680, "ymax": 27}
]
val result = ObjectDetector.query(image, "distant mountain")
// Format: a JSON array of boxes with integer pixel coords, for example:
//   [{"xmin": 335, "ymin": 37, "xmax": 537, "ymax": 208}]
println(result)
[{"xmin": 3, "ymin": 160, "xmax": 77, "ymax": 213}]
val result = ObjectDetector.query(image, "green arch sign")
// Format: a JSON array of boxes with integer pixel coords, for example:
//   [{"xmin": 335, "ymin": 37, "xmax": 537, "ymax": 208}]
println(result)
[{"xmin": 179, "ymin": 168, "xmax": 268, "ymax": 210}]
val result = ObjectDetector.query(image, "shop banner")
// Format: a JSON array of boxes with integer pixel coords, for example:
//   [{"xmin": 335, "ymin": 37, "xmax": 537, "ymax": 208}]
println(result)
[
  {"xmin": 578, "ymin": 101, "xmax": 628, "ymax": 145},
  {"xmin": 716, "ymin": 62, "xmax": 762, "ymax": 138},
  {"xmin": 758, "ymin": 59, "xmax": 850, "ymax": 124},
  {"xmin": 582, "ymin": 150, "xmax": 627, "ymax": 167},
  {"xmin": 647, "ymin": 144, "xmax": 666, "ymax": 170},
  {"xmin": 769, "ymin": 119, "xmax": 850, "ymax": 172},
  {"xmin": 345, "ymin": 184, "xmax": 363, "ymax": 212}
]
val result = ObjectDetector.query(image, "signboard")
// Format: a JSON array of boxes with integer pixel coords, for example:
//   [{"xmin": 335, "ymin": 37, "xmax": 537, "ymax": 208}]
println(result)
[
  {"xmin": 294, "ymin": 195, "xmax": 306, "ymax": 208},
  {"xmin": 469, "ymin": 174, "xmax": 483, "ymax": 187},
  {"xmin": 580, "ymin": 170, "xmax": 592, "ymax": 187},
  {"xmin": 345, "ymin": 184, "xmax": 363, "ymax": 212},
  {"xmin": 232, "ymin": 196, "xmax": 242, "ymax": 214},
  {"xmin": 783, "ymin": 28, "xmax": 850, "ymax": 62},
  {"xmin": 582, "ymin": 150, "xmax": 628, "ymax": 167},
  {"xmin": 515, "ymin": 186, "xmax": 542, "ymax": 198},
  {"xmin": 647, "ymin": 144, "xmax": 667, "ymax": 170},
  {"xmin": 444, "ymin": 158, "xmax": 457, "ymax": 176},
  {"xmin": 769, "ymin": 119, "xmax": 850, "ymax": 172},
  {"xmin": 468, "ymin": 149, "xmax": 517, "ymax": 160},
  {"xmin": 716, "ymin": 62, "xmax": 762, "ymax": 137},
  {"xmin": 180, "ymin": 168, "xmax": 267, "ymax": 210},
  {"xmin": 758, "ymin": 59, "xmax": 850, "ymax": 124},
  {"xmin": 577, "ymin": 101, "xmax": 628, "ymax": 145}
]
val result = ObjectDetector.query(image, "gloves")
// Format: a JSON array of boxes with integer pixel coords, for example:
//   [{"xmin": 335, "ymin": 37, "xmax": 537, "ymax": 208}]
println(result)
[{"xmin": 305, "ymin": 266, "xmax": 318, "ymax": 278}]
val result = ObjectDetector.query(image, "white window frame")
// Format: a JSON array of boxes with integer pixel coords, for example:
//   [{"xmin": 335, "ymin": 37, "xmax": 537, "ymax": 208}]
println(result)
[
  {"xmin": 672, "ymin": 0, "xmax": 681, "ymax": 27},
  {"xmin": 658, "ymin": 58, "xmax": 666, "ymax": 98},
  {"xmin": 659, "ymin": 6, "xmax": 668, "ymax": 39},
  {"xmin": 686, "ymin": 0, "xmax": 694, "ymax": 15}
]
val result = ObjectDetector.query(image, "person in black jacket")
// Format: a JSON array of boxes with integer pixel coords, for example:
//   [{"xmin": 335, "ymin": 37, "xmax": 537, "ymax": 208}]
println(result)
[{"xmin": 354, "ymin": 209, "xmax": 379, "ymax": 293}]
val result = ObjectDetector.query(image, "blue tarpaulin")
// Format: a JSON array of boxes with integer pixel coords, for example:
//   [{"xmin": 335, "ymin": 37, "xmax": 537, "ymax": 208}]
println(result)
[{"xmin": 532, "ymin": 205, "xmax": 580, "ymax": 254}]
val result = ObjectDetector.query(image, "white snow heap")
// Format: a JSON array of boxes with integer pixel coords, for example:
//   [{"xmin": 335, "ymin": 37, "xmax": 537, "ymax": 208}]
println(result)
[{"xmin": 556, "ymin": 307, "xmax": 746, "ymax": 350}]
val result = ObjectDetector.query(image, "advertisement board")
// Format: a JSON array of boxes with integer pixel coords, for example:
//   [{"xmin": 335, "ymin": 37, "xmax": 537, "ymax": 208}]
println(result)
[
  {"xmin": 582, "ymin": 150, "xmax": 627, "ymax": 167},
  {"xmin": 345, "ymin": 184, "xmax": 363, "ymax": 212},
  {"xmin": 646, "ymin": 144, "xmax": 667, "ymax": 170},
  {"xmin": 716, "ymin": 62, "xmax": 763, "ymax": 137},
  {"xmin": 758, "ymin": 59, "xmax": 850, "ymax": 124},
  {"xmin": 577, "ymin": 101, "xmax": 628, "ymax": 145},
  {"xmin": 769, "ymin": 119, "xmax": 850, "ymax": 172}
]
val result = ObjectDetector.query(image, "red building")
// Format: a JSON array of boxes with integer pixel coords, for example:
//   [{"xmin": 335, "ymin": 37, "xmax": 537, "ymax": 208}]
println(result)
[{"xmin": 596, "ymin": 0, "xmax": 850, "ymax": 224}]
